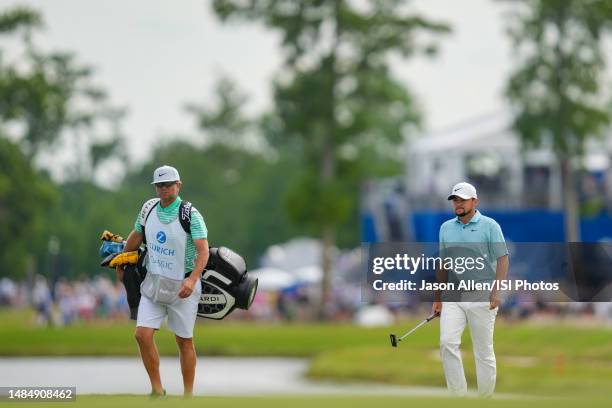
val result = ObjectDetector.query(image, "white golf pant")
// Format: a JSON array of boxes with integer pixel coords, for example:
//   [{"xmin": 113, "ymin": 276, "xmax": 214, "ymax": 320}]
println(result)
[{"xmin": 440, "ymin": 301, "xmax": 498, "ymax": 398}]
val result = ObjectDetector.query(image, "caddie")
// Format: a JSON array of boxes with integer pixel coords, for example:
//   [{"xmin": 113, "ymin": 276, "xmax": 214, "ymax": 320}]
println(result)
[{"xmin": 116, "ymin": 165, "xmax": 209, "ymax": 398}]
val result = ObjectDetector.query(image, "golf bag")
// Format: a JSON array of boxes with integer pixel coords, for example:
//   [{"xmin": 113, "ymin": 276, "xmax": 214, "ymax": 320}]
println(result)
[
  {"xmin": 197, "ymin": 246, "xmax": 258, "ymax": 320},
  {"xmin": 136, "ymin": 245, "xmax": 257, "ymax": 320},
  {"xmin": 100, "ymin": 231, "xmax": 257, "ymax": 320}
]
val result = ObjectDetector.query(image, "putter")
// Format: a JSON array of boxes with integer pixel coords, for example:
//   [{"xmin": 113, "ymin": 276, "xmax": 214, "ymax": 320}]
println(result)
[{"xmin": 389, "ymin": 312, "xmax": 440, "ymax": 347}]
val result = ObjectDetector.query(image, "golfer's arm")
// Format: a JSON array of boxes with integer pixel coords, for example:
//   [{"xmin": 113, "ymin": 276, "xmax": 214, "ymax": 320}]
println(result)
[
  {"xmin": 191, "ymin": 239, "xmax": 209, "ymax": 281},
  {"xmin": 434, "ymin": 267, "xmax": 448, "ymax": 302},
  {"xmin": 492, "ymin": 254, "xmax": 509, "ymax": 292}
]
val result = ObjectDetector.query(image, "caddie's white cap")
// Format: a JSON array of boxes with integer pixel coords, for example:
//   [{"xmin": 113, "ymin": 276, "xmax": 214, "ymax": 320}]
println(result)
[
  {"xmin": 447, "ymin": 182, "xmax": 477, "ymax": 200},
  {"xmin": 151, "ymin": 165, "xmax": 180, "ymax": 184}
]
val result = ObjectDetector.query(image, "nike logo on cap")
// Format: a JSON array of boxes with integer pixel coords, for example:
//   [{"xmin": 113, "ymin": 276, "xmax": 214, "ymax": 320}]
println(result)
[
  {"xmin": 453, "ymin": 187, "xmax": 461, "ymax": 192},
  {"xmin": 158, "ymin": 172, "xmax": 167, "ymax": 177}
]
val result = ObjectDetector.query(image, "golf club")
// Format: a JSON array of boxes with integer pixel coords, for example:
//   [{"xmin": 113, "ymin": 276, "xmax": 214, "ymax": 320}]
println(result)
[{"xmin": 389, "ymin": 312, "xmax": 440, "ymax": 347}]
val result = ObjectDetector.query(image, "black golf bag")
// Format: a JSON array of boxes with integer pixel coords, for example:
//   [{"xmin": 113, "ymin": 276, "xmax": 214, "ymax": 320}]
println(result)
[{"xmin": 198, "ymin": 247, "xmax": 258, "ymax": 320}]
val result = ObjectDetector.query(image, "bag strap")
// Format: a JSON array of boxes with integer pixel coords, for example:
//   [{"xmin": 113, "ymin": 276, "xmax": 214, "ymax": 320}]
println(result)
[
  {"xmin": 179, "ymin": 200, "xmax": 192, "ymax": 234},
  {"xmin": 142, "ymin": 200, "xmax": 192, "ymax": 243},
  {"xmin": 141, "ymin": 200, "xmax": 159, "ymax": 245}
]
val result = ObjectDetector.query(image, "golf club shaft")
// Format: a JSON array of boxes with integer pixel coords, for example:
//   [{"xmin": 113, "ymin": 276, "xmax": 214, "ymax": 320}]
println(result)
[
  {"xmin": 398, "ymin": 313, "xmax": 439, "ymax": 341},
  {"xmin": 398, "ymin": 319, "xmax": 429, "ymax": 341}
]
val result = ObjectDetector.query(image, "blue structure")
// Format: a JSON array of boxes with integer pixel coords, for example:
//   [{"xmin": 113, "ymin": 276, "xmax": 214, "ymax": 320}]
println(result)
[{"xmin": 361, "ymin": 210, "xmax": 612, "ymax": 243}]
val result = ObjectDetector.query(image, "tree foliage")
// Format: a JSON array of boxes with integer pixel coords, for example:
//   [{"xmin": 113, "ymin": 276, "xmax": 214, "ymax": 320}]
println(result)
[
  {"xmin": 0, "ymin": 138, "xmax": 56, "ymax": 278},
  {"xmin": 0, "ymin": 5, "xmax": 126, "ymax": 280},
  {"xmin": 504, "ymin": 0, "xmax": 612, "ymax": 240},
  {"xmin": 185, "ymin": 77, "xmax": 253, "ymax": 149},
  {"xmin": 0, "ymin": 6, "xmax": 126, "ymax": 180},
  {"xmin": 212, "ymin": 0, "xmax": 450, "ymax": 315}
]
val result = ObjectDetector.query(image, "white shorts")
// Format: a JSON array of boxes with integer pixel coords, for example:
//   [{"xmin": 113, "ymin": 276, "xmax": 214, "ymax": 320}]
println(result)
[{"xmin": 136, "ymin": 279, "xmax": 201, "ymax": 338}]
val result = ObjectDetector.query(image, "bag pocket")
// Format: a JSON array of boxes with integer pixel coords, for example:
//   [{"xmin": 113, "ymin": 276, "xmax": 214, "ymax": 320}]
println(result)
[
  {"xmin": 154, "ymin": 275, "xmax": 182, "ymax": 305},
  {"xmin": 141, "ymin": 273, "xmax": 183, "ymax": 305}
]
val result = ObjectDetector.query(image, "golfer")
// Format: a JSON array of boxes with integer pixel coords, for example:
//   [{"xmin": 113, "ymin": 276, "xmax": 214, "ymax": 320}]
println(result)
[
  {"xmin": 432, "ymin": 182, "xmax": 509, "ymax": 398},
  {"xmin": 116, "ymin": 165, "xmax": 209, "ymax": 397}
]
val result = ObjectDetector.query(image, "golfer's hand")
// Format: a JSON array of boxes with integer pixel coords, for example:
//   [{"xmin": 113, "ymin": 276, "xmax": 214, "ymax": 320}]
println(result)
[
  {"xmin": 432, "ymin": 301, "xmax": 442, "ymax": 315},
  {"xmin": 178, "ymin": 276, "xmax": 197, "ymax": 298},
  {"xmin": 489, "ymin": 291, "xmax": 501, "ymax": 309},
  {"xmin": 116, "ymin": 266, "xmax": 124, "ymax": 283}
]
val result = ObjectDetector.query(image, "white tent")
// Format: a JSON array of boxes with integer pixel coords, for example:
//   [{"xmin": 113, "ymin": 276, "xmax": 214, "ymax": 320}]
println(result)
[
  {"xmin": 353, "ymin": 305, "xmax": 395, "ymax": 327},
  {"xmin": 249, "ymin": 267, "xmax": 297, "ymax": 291},
  {"xmin": 294, "ymin": 265, "xmax": 323, "ymax": 285}
]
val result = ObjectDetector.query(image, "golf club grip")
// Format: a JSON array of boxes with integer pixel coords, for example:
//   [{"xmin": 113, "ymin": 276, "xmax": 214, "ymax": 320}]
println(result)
[{"xmin": 426, "ymin": 312, "xmax": 440, "ymax": 322}]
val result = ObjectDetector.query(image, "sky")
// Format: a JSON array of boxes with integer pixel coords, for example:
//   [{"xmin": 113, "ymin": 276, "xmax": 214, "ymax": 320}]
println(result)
[{"xmin": 0, "ymin": 0, "xmax": 513, "ymax": 172}]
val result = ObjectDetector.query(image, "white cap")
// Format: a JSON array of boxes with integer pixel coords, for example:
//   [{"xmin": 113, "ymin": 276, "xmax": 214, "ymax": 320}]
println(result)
[
  {"xmin": 151, "ymin": 165, "xmax": 180, "ymax": 184},
  {"xmin": 447, "ymin": 182, "xmax": 477, "ymax": 200}
]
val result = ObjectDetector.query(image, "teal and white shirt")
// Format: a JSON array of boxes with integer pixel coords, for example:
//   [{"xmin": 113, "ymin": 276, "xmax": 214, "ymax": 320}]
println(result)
[{"xmin": 134, "ymin": 196, "xmax": 207, "ymax": 273}]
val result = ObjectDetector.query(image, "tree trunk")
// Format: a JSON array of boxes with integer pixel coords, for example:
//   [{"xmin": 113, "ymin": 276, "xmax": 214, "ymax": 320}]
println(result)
[
  {"xmin": 318, "ymin": 223, "xmax": 336, "ymax": 320},
  {"xmin": 317, "ymin": 0, "xmax": 341, "ymax": 320},
  {"xmin": 559, "ymin": 154, "xmax": 580, "ymax": 241},
  {"xmin": 317, "ymin": 113, "xmax": 337, "ymax": 319}
]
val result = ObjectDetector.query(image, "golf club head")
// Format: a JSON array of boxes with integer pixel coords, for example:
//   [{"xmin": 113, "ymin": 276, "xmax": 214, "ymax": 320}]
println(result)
[{"xmin": 389, "ymin": 333, "xmax": 398, "ymax": 348}]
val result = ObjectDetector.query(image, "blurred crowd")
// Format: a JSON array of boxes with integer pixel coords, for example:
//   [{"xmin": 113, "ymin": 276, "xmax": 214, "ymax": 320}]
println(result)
[
  {"xmin": 0, "ymin": 275, "xmax": 129, "ymax": 326},
  {"xmin": 0, "ymin": 273, "xmax": 362, "ymax": 325},
  {"xmin": 1, "ymin": 274, "xmax": 611, "ymax": 327}
]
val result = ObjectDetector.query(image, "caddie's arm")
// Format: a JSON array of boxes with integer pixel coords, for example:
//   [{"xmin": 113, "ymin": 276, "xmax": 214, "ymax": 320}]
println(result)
[
  {"xmin": 178, "ymin": 239, "xmax": 209, "ymax": 298},
  {"xmin": 116, "ymin": 230, "xmax": 144, "ymax": 283},
  {"xmin": 489, "ymin": 254, "xmax": 509, "ymax": 309}
]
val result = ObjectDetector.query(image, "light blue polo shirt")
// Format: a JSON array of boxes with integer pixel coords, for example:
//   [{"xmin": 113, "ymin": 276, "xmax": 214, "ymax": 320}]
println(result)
[{"xmin": 439, "ymin": 210, "xmax": 508, "ymax": 283}]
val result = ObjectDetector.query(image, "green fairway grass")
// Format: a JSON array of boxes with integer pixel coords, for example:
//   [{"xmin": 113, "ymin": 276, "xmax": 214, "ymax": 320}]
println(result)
[
  {"xmin": 4, "ymin": 395, "xmax": 612, "ymax": 408},
  {"xmin": 308, "ymin": 318, "xmax": 612, "ymax": 397},
  {"xmin": 3, "ymin": 309, "xmax": 610, "ymax": 359},
  {"xmin": 0, "ymin": 309, "xmax": 399, "ymax": 357},
  {"xmin": 307, "ymin": 344, "xmax": 612, "ymax": 397},
  {"xmin": 1, "ymin": 309, "xmax": 611, "ymax": 398}
]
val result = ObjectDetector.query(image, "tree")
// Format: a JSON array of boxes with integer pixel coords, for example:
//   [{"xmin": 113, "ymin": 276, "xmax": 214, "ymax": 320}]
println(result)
[
  {"xmin": 0, "ymin": 6, "xmax": 126, "ymax": 182},
  {"xmin": 180, "ymin": 76, "xmax": 301, "ymax": 262},
  {"xmin": 0, "ymin": 6, "xmax": 40, "ymax": 35},
  {"xmin": 212, "ymin": 0, "xmax": 450, "ymax": 317},
  {"xmin": 504, "ymin": 0, "xmax": 612, "ymax": 241},
  {"xmin": 185, "ymin": 77, "xmax": 255, "ymax": 150},
  {"xmin": 0, "ymin": 6, "xmax": 127, "ymax": 281},
  {"xmin": 0, "ymin": 138, "xmax": 56, "ymax": 279}
]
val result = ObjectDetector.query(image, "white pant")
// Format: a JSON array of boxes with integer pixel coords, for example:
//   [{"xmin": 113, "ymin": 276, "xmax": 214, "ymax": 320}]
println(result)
[{"xmin": 440, "ymin": 301, "xmax": 498, "ymax": 398}]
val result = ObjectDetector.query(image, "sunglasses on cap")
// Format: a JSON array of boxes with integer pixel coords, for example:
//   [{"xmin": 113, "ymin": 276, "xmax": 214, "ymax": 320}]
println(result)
[{"xmin": 155, "ymin": 181, "xmax": 177, "ymax": 188}]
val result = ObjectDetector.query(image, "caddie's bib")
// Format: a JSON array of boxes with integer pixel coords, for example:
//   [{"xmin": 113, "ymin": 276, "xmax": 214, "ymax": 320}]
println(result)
[{"xmin": 145, "ymin": 207, "xmax": 187, "ymax": 280}]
